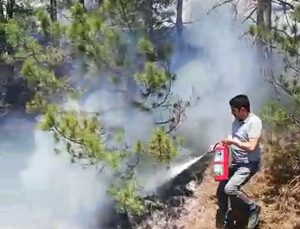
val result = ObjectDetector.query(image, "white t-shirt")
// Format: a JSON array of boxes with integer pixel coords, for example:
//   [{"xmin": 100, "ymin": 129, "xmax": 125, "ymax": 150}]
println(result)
[{"xmin": 231, "ymin": 113, "xmax": 262, "ymax": 163}]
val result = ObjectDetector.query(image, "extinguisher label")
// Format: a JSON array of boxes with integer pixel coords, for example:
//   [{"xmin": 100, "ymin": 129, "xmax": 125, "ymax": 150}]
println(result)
[
  {"xmin": 214, "ymin": 151, "xmax": 223, "ymax": 162},
  {"xmin": 213, "ymin": 164, "xmax": 224, "ymax": 176}
]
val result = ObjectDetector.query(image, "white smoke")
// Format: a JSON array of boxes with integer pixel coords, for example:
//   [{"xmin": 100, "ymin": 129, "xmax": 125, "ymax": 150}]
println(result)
[
  {"xmin": 0, "ymin": 0, "xmax": 274, "ymax": 228},
  {"xmin": 83, "ymin": 89, "xmax": 154, "ymax": 144},
  {"xmin": 172, "ymin": 0, "xmax": 271, "ymax": 153},
  {"xmin": 135, "ymin": 0, "xmax": 272, "ymax": 193},
  {"xmin": 0, "ymin": 124, "xmax": 114, "ymax": 229}
]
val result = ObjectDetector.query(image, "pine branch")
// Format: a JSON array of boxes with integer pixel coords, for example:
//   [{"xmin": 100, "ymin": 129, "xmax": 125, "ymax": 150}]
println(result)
[
  {"xmin": 117, "ymin": 0, "xmax": 133, "ymax": 33},
  {"xmin": 152, "ymin": 74, "xmax": 172, "ymax": 109},
  {"xmin": 242, "ymin": 7, "xmax": 257, "ymax": 23},
  {"xmin": 273, "ymin": 0, "xmax": 294, "ymax": 10},
  {"xmin": 207, "ymin": 0, "xmax": 236, "ymax": 15},
  {"xmin": 269, "ymin": 72, "xmax": 294, "ymax": 98},
  {"xmin": 51, "ymin": 123, "xmax": 83, "ymax": 145}
]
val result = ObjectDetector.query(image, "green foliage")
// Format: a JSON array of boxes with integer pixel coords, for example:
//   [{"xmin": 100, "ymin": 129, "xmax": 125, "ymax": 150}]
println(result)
[
  {"xmin": 99, "ymin": 0, "xmax": 175, "ymax": 34},
  {"xmin": 147, "ymin": 127, "xmax": 178, "ymax": 162},
  {"xmin": 134, "ymin": 62, "xmax": 168, "ymax": 91},
  {"xmin": 3, "ymin": 19, "xmax": 28, "ymax": 50},
  {"xmin": 263, "ymin": 130, "xmax": 300, "ymax": 184},
  {"xmin": 138, "ymin": 37, "xmax": 154, "ymax": 54},
  {"xmin": 260, "ymin": 100, "xmax": 291, "ymax": 130},
  {"xmin": 250, "ymin": 2, "xmax": 300, "ymax": 210},
  {"xmin": 0, "ymin": 0, "xmax": 181, "ymax": 217},
  {"xmin": 132, "ymin": 128, "xmax": 180, "ymax": 163},
  {"xmin": 133, "ymin": 140, "xmax": 144, "ymax": 154},
  {"xmin": 260, "ymin": 98, "xmax": 300, "ymax": 177},
  {"xmin": 36, "ymin": 9, "xmax": 51, "ymax": 34},
  {"xmin": 291, "ymin": 4, "xmax": 300, "ymax": 23},
  {"xmin": 26, "ymin": 92, "xmax": 49, "ymax": 113},
  {"xmin": 67, "ymin": 2, "xmax": 123, "ymax": 70},
  {"xmin": 108, "ymin": 179, "xmax": 146, "ymax": 216},
  {"xmin": 0, "ymin": 0, "xmax": 37, "ymax": 53},
  {"xmin": 39, "ymin": 105, "xmax": 124, "ymax": 168},
  {"xmin": 250, "ymin": 2, "xmax": 300, "ymax": 130},
  {"xmin": 21, "ymin": 57, "xmax": 65, "ymax": 88},
  {"xmin": 4, "ymin": 15, "xmax": 71, "ymax": 112},
  {"xmin": 99, "ymin": 0, "xmax": 140, "ymax": 31}
]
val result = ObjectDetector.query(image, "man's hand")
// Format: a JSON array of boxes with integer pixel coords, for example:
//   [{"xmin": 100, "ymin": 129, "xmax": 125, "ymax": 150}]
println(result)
[
  {"xmin": 221, "ymin": 135, "xmax": 237, "ymax": 146},
  {"xmin": 221, "ymin": 138, "xmax": 236, "ymax": 146}
]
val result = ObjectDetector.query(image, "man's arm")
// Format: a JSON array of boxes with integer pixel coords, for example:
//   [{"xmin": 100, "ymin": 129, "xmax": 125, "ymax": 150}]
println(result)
[
  {"xmin": 222, "ymin": 118, "xmax": 262, "ymax": 152},
  {"xmin": 228, "ymin": 138, "xmax": 260, "ymax": 151}
]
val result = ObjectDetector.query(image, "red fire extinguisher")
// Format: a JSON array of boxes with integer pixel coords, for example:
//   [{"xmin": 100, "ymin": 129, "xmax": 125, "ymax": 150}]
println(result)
[{"xmin": 212, "ymin": 143, "xmax": 229, "ymax": 181}]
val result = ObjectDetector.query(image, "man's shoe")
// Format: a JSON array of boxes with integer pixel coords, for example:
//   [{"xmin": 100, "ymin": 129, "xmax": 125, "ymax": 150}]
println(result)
[
  {"xmin": 247, "ymin": 205, "xmax": 261, "ymax": 229},
  {"xmin": 215, "ymin": 209, "xmax": 228, "ymax": 228}
]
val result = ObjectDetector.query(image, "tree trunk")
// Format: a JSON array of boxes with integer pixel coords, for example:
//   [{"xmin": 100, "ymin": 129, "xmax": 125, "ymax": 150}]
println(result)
[
  {"xmin": 257, "ymin": 0, "xmax": 271, "ymax": 30},
  {"xmin": 6, "ymin": 0, "xmax": 15, "ymax": 19},
  {"xmin": 50, "ymin": 0, "xmax": 57, "ymax": 21},
  {"xmin": 0, "ymin": 0, "xmax": 4, "ymax": 21},
  {"xmin": 256, "ymin": 0, "xmax": 272, "ymax": 58},
  {"xmin": 143, "ymin": 0, "xmax": 154, "ymax": 39},
  {"xmin": 176, "ymin": 0, "xmax": 183, "ymax": 35},
  {"xmin": 79, "ymin": 0, "xmax": 85, "ymax": 6},
  {"xmin": 256, "ymin": 0, "xmax": 273, "ymax": 84}
]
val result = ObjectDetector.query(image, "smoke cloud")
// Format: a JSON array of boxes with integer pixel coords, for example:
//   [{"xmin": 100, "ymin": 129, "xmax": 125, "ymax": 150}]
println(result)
[
  {"xmin": 172, "ymin": 0, "xmax": 271, "ymax": 153},
  {"xmin": 0, "ymin": 0, "xmax": 273, "ymax": 228},
  {"xmin": 0, "ymin": 123, "xmax": 114, "ymax": 229}
]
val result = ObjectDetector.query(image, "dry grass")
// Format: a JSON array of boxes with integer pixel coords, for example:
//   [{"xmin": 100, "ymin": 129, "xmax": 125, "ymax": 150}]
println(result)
[
  {"xmin": 243, "ymin": 130, "xmax": 300, "ymax": 229},
  {"xmin": 244, "ymin": 171, "xmax": 300, "ymax": 229},
  {"xmin": 171, "ymin": 166, "xmax": 299, "ymax": 229},
  {"xmin": 171, "ymin": 130, "xmax": 300, "ymax": 229}
]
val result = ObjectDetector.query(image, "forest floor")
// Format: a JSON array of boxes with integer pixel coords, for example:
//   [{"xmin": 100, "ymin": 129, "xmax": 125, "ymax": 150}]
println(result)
[{"xmin": 168, "ymin": 162, "xmax": 300, "ymax": 229}]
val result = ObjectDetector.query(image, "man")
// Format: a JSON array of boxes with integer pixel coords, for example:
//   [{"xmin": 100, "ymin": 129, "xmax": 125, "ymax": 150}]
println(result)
[{"xmin": 212, "ymin": 94, "xmax": 262, "ymax": 229}]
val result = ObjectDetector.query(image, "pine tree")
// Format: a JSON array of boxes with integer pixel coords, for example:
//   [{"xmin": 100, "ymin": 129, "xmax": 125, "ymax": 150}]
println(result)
[{"xmin": 1, "ymin": 0, "xmax": 184, "ymax": 216}]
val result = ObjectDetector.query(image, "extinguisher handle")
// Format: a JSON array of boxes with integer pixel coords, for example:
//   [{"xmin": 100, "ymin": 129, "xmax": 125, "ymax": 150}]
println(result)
[{"xmin": 208, "ymin": 143, "xmax": 220, "ymax": 153}]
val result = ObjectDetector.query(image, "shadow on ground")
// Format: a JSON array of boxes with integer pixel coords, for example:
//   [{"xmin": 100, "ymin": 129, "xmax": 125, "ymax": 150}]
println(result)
[{"xmin": 216, "ymin": 196, "xmax": 260, "ymax": 229}]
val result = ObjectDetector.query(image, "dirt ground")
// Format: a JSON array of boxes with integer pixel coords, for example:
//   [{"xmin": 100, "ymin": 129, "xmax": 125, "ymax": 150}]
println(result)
[
  {"xmin": 170, "ymin": 166, "xmax": 221, "ymax": 229},
  {"xmin": 170, "ymin": 164, "xmax": 300, "ymax": 229}
]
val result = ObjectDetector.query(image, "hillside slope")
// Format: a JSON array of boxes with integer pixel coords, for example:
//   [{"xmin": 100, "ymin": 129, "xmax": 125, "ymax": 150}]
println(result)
[{"xmin": 169, "ymin": 163, "xmax": 300, "ymax": 229}]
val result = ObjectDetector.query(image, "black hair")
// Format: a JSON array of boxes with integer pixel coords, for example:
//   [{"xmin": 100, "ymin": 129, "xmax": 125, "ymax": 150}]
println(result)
[{"xmin": 229, "ymin": 94, "xmax": 250, "ymax": 112}]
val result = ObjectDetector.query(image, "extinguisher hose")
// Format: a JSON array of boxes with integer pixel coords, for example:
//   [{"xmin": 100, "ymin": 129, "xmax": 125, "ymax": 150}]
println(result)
[
  {"xmin": 212, "ymin": 142, "xmax": 220, "ymax": 151},
  {"xmin": 207, "ymin": 142, "xmax": 221, "ymax": 154}
]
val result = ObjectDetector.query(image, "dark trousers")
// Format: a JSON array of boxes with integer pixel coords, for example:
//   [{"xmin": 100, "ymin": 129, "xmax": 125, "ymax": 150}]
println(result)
[{"xmin": 216, "ymin": 162, "xmax": 259, "ymax": 214}]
